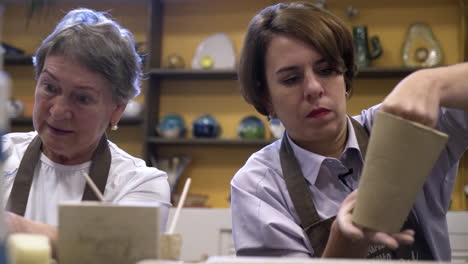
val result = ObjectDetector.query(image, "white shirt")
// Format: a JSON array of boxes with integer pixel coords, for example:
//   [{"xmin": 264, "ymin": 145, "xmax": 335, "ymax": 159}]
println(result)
[
  {"xmin": 1, "ymin": 131, "xmax": 171, "ymax": 231},
  {"xmin": 231, "ymin": 105, "xmax": 468, "ymax": 260}
]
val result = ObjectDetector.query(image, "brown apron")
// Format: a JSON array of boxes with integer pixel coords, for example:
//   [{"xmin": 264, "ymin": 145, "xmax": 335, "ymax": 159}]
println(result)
[
  {"xmin": 6, "ymin": 134, "xmax": 111, "ymax": 216},
  {"xmin": 280, "ymin": 117, "xmax": 433, "ymax": 259}
]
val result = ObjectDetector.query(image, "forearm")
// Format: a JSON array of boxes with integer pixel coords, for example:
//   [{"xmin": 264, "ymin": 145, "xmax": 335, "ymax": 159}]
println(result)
[
  {"xmin": 7, "ymin": 213, "xmax": 58, "ymax": 258},
  {"xmin": 380, "ymin": 62, "xmax": 468, "ymax": 127},
  {"xmin": 432, "ymin": 63, "xmax": 468, "ymax": 110},
  {"xmin": 322, "ymin": 220, "xmax": 369, "ymax": 258}
]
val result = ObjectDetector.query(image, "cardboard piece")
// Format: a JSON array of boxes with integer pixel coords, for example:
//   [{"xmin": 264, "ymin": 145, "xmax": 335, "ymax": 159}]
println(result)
[
  {"xmin": 352, "ymin": 111, "xmax": 448, "ymax": 233},
  {"xmin": 58, "ymin": 201, "xmax": 160, "ymax": 264}
]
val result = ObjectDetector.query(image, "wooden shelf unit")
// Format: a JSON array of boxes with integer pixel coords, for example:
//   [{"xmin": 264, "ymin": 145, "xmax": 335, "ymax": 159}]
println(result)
[
  {"xmin": 4, "ymin": 55, "xmax": 33, "ymax": 65},
  {"xmin": 143, "ymin": 0, "xmax": 468, "ymax": 208}
]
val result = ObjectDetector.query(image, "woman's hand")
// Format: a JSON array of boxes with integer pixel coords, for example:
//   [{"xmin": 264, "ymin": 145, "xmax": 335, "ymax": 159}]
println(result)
[
  {"xmin": 5, "ymin": 211, "xmax": 58, "ymax": 258},
  {"xmin": 336, "ymin": 190, "xmax": 415, "ymax": 249},
  {"xmin": 381, "ymin": 68, "xmax": 441, "ymax": 128}
]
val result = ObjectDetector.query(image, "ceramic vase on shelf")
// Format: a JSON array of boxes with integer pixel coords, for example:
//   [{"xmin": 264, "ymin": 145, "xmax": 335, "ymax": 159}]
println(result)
[
  {"xmin": 402, "ymin": 23, "xmax": 443, "ymax": 68},
  {"xmin": 122, "ymin": 100, "xmax": 143, "ymax": 119},
  {"xmin": 353, "ymin": 25, "xmax": 382, "ymax": 68}
]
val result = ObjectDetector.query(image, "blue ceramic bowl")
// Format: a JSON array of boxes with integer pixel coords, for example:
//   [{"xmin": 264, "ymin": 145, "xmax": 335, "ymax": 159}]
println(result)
[
  {"xmin": 237, "ymin": 116, "xmax": 265, "ymax": 139},
  {"xmin": 192, "ymin": 114, "xmax": 221, "ymax": 138},
  {"xmin": 157, "ymin": 113, "xmax": 186, "ymax": 139}
]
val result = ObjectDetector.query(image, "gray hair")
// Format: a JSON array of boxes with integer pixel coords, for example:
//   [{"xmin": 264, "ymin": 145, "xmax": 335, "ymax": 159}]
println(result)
[{"xmin": 33, "ymin": 8, "xmax": 142, "ymax": 105}]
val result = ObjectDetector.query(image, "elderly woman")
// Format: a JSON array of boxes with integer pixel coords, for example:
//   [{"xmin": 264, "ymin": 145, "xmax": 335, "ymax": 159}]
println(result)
[
  {"xmin": 231, "ymin": 2, "xmax": 468, "ymax": 260},
  {"xmin": 1, "ymin": 8, "xmax": 170, "ymax": 254}
]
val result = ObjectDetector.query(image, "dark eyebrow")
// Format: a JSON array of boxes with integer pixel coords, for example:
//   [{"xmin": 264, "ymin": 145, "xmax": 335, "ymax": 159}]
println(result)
[
  {"xmin": 276, "ymin": 66, "xmax": 299, "ymax": 75},
  {"xmin": 313, "ymin": 58, "xmax": 328, "ymax": 66},
  {"xmin": 275, "ymin": 58, "xmax": 329, "ymax": 75}
]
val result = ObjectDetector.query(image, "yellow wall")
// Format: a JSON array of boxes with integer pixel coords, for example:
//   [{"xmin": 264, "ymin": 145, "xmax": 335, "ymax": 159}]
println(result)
[{"xmin": 4, "ymin": 0, "xmax": 468, "ymax": 208}]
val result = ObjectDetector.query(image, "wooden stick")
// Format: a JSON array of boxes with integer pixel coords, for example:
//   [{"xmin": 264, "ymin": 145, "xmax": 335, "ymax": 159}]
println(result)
[{"xmin": 167, "ymin": 178, "xmax": 191, "ymax": 234}]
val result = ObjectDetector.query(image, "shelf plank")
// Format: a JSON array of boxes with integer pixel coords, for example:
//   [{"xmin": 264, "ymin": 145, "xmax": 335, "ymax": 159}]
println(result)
[
  {"xmin": 10, "ymin": 117, "xmax": 33, "ymax": 126},
  {"xmin": 148, "ymin": 68, "xmax": 237, "ymax": 79},
  {"xmin": 357, "ymin": 66, "xmax": 423, "ymax": 78},
  {"xmin": 147, "ymin": 137, "xmax": 274, "ymax": 146},
  {"xmin": 11, "ymin": 117, "xmax": 143, "ymax": 126},
  {"xmin": 149, "ymin": 67, "xmax": 425, "ymax": 79},
  {"xmin": 5, "ymin": 55, "xmax": 34, "ymax": 66}
]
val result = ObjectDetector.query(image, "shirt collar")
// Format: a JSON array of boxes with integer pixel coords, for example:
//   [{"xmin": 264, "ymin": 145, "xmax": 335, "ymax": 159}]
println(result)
[
  {"xmin": 285, "ymin": 116, "xmax": 364, "ymax": 185},
  {"xmin": 342, "ymin": 116, "xmax": 363, "ymax": 161}
]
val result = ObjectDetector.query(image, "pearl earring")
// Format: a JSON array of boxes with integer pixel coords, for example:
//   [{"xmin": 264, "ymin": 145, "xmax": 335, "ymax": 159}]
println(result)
[{"xmin": 111, "ymin": 124, "xmax": 118, "ymax": 131}]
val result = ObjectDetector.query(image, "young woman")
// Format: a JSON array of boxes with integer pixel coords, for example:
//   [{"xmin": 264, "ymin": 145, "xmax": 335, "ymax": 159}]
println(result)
[{"xmin": 231, "ymin": 2, "xmax": 468, "ymax": 260}]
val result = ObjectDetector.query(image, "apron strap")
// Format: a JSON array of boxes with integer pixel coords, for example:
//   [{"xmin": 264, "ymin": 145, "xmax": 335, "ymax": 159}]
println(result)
[
  {"xmin": 82, "ymin": 134, "xmax": 111, "ymax": 201},
  {"xmin": 7, "ymin": 135, "xmax": 42, "ymax": 216},
  {"xmin": 6, "ymin": 134, "xmax": 111, "ymax": 216},
  {"xmin": 280, "ymin": 135, "xmax": 330, "ymax": 256}
]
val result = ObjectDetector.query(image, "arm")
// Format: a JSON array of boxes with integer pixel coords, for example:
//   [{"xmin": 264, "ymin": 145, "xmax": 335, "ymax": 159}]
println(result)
[
  {"xmin": 381, "ymin": 63, "xmax": 468, "ymax": 127},
  {"xmin": 6, "ymin": 212, "xmax": 58, "ymax": 258}
]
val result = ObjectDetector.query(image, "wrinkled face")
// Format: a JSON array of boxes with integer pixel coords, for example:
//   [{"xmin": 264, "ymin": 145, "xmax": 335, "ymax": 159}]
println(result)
[
  {"xmin": 264, "ymin": 34, "xmax": 347, "ymax": 150},
  {"xmin": 33, "ymin": 55, "xmax": 125, "ymax": 164}
]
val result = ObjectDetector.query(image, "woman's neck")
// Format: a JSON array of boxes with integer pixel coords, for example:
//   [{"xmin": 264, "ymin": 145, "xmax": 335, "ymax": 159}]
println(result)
[
  {"xmin": 42, "ymin": 141, "xmax": 99, "ymax": 165},
  {"xmin": 292, "ymin": 121, "xmax": 348, "ymax": 159}
]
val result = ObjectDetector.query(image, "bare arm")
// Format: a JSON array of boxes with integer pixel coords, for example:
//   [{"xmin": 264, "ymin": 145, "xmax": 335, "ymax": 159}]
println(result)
[
  {"xmin": 381, "ymin": 63, "xmax": 468, "ymax": 127},
  {"xmin": 6, "ymin": 212, "xmax": 58, "ymax": 259}
]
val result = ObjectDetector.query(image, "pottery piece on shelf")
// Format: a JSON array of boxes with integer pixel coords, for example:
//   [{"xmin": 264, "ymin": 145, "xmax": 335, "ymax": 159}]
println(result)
[
  {"xmin": 166, "ymin": 53, "xmax": 185, "ymax": 69},
  {"xmin": 156, "ymin": 113, "xmax": 186, "ymax": 139},
  {"xmin": 402, "ymin": 23, "xmax": 443, "ymax": 67},
  {"xmin": 237, "ymin": 116, "xmax": 265, "ymax": 139},
  {"xmin": 191, "ymin": 33, "xmax": 236, "ymax": 70},
  {"xmin": 353, "ymin": 25, "xmax": 382, "ymax": 68},
  {"xmin": 269, "ymin": 118, "xmax": 285, "ymax": 139},
  {"xmin": 314, "ymin": 0, "xmax": 327, "ymax": 9},
  {"xmin": 346, "ymin": 6, "xmax": 359, "ymax": 20},
  {"xmin": 122, "ymin": 100, "xmax": 143, "ymax": 118},
  {"xmin": 192, "ymin": 114, "xmax": 221, "ymax": 138},
  {"xmin": 6, "ymin": 98, "xmax": 24, "ymax": 118},
  {"xmin": 150, "ymin": 155, "xmax": 191, "ymax": 192},
  {"xmin": 200, "ymin": 55, "xmax": 214, "ymax": 69}
]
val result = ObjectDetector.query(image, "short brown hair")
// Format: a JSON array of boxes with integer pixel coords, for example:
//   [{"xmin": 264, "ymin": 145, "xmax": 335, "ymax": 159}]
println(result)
[{"xmin": 238, "ymin": 2, "xmax": 356, "ymax": 116}]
